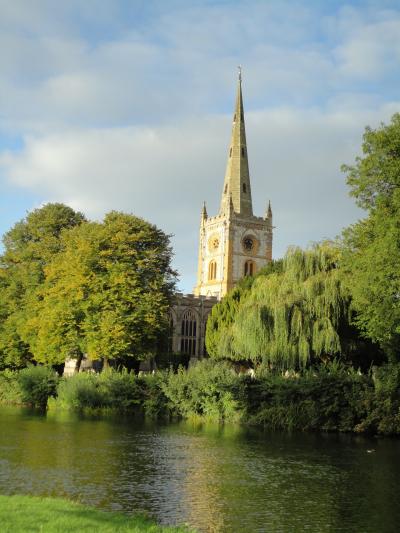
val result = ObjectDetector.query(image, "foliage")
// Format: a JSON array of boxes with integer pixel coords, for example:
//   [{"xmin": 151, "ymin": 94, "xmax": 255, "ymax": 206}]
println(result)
[
  {"xmin": 140, "ymin": 372, "xmax": 171, "ymax": 419},
  {"xmin": 161, "ymin": 360, "xmax": 246, "ymax": 422},
  {"xmin": 341, "ymin": 113, "xmax": 400, "ymax": 360},
  {"xmin": 0, "ymin": 206, "xmax": 176, "ymax": 370},
  {"xmin": 1, "ymin": 359, "xmax": 400, "ymax": 434},
  {"xmin": 23, "ymin": 211, "xmax": 176, "ymax": 367},
  {"xmin": 54, "ymin": 370, "xmax": 143, "ymax": 411},
  {"xmin": 53, "ymin": 370, "xmax": 163, "ymax": 416},
  {"xmin": 246, "ymin": 363, "xmax": 371, "ymax": 432},
  {"xmin": 206, "ymin": 260, "xmax": 282, "ymax": 361},
  {"xmin": 0, "ymin": 204, "xmax": 86, "ymax": 369},
  {"xmin": 17, "ymin": 365, "xmax": 59, "ymax": 408},
  {"xmin": 54, "ymin": 373, "xmax": 105, "ymax": 410},
  {"xmin": 0, "ymin": 495, "xmax": 194, "ymax": 532},
  {"xmin": 207, "ymin": 244, "xmax": 374, "ymax": 369},
  {"xmin": 0, "ymin": 369, "xmax": 23, "ymax": 404}
]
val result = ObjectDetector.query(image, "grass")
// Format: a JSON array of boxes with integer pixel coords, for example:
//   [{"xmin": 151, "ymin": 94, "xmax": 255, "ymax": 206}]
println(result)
[{"xmin": 0, "ymin": 495, "xmax": 195, "ymax": 532}]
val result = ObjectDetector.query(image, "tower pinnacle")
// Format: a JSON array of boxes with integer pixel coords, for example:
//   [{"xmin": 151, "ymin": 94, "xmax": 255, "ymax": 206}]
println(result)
[{"xmin": 220, "ymin": 70, "xmax": 253, "ymax": 216}]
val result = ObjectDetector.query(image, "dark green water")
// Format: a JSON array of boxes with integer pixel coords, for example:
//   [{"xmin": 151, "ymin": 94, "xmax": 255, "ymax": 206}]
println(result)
[{"xmin": 0, "ymin": 407, "xmax": 399, "ymax": 532}]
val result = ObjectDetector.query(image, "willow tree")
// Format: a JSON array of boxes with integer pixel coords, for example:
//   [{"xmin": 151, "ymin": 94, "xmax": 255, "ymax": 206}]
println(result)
[
  {"xmin": 206, "ymin": 243, "xmax": 374, "ymax": 370},
  {"xmin": 206, "ymin": 260, "xmax": 283, "ymax": 361}
]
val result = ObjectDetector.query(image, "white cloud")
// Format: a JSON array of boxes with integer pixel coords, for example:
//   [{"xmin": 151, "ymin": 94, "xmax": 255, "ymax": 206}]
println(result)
[{"xmin": 2, "ymin": 100, "xmax": 399, "ymax": 291}]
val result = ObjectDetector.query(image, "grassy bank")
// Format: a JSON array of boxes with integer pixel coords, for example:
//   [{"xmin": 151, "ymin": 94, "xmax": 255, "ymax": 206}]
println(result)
[
  {"xmin": 1, "ymin": 361, "xmax": 400, "ymax": 435},
  {"xmin": 0, "ymin": 495, "xmax": 194, "ymax": 532}
]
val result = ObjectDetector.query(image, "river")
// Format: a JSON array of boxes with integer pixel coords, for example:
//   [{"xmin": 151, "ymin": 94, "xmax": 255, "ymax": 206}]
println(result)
[{"xmin": 0, "ymin": 406, "xmax": 399, "ymax": 532}]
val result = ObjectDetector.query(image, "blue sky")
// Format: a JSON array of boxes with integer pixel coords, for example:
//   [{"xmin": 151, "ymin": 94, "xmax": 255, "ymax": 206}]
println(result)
[{"xmin": 1, "ymin": 0, "xmax": 400, "ymax": 292}]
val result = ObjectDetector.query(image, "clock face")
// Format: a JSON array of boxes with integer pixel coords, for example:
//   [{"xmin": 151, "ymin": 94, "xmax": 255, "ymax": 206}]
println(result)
[
  {"xmin": 212, "ymin": 238, "xmax": 220, "ymax": 250},
  {"xmin": 243, "ymin": 237, "xmax": 254, "ymax": 251},
  {"xmin": 208, "ymin": 234, "xmax": 220, "ymax": 252}
]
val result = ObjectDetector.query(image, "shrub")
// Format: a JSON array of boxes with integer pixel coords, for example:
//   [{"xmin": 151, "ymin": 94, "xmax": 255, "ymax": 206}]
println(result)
[
  {"xmin": 17, "ymin": 365, "xmax": 58, "ymax": 408},
  {"xmin": 140, "ymin": 372, "xmax": 170, "ymax": 419},
  {"xmin": 162, "ymin": 360, "xmax": 245, "ymax": 422},
  {"xmin": 99, "ymin": 370, "xmax": 143, "ymax": 410},
  {"xmin": 55, "ymin": 373, "xmax": 107, "ymax": 410},
  {"xmin": 0, "ymin": 370, "xmax": 23, "ymax": 404},
  {"xmin": 54, "ymin": 370, "xmax": 148, "ymax": 413}
]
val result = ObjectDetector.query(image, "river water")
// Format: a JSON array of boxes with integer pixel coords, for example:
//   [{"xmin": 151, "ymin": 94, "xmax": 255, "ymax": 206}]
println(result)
[{"xmin": 0, "ymin": 406, "xmax": 399, "ymax": 532}]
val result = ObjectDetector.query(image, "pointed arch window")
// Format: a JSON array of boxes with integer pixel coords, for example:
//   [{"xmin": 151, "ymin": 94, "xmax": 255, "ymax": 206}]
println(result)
[
  {"xmin": 208, "ymin": 260, "xmax": 217, "ymax": 281},
  {"xmin": 168, "ymin": 316, "xmax": 174, "ymax": 353},
  {"xmin": 229, "ymin": 147, "xmax": 232, "ymax": 157},
  {"xmin": 244, "ymin": 260, "xmax": 255, "ymax": 276},
  {"xmin": 243, "ymin": 183, "xmax": 247, "ymax": 193},
  {"xmin": 180, "ymin": 309, "xmax": 197, "ymax": 356},
  {"xmin": 241, "ymin": 147, "xmax": 245, "ymax": 157}
]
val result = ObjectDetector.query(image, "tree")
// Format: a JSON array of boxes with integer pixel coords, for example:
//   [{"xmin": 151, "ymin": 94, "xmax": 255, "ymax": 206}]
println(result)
[
  {"xmin": 0, "ymin": 204, "xmax": 86, "ymax": 369},
  {"xmin": 206, "ymin": 244, "xmax": 378, "ymax": 370},
  {"xmin": 205, "ymin": 260, "xmax": 283, "ymax": 361},
  {"xmin": 341, "ymin": 113, "xmax": 400, "ymax": 360},
  {"xmin": 20, "ymin": 212, "xmax": 177, "ymax": 369}
]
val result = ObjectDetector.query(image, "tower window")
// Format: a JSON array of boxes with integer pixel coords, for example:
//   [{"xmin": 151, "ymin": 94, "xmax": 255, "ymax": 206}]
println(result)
[
  {"xmin": 208, "ymin": 260, "xmax": 217, "ymax": 281},
  {"xmin": 234, "ymin": 114, "xmax": 236, "ymax": 122},
  {"xmin": 229, "ymin": 147, "xmax": 232, "ymax": 157},
  {"xmin": 244, "ymin": 260, "xmax": 255, "ymax": 276},
  {"xmin": 241, "ymin": 147, "xmax": 245, "ymax": 157},
  {"xmin": 224, "ymin": 184, "xmax": 227, "ymax": 194},
  {"xmin": 243, "ymin": 183, "xmax": 247, "ymax": 193}
]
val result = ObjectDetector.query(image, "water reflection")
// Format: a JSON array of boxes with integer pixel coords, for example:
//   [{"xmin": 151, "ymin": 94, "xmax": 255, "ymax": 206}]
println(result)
[{"xmin": 0, "ymin": 407, "xmax": 399, "ymax": 532}]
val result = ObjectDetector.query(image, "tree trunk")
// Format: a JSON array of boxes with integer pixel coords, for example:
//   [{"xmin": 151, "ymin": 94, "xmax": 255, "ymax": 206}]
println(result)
[{"xmin": 74, "ymin": 352, "xmax": 83, "ymax": 373}]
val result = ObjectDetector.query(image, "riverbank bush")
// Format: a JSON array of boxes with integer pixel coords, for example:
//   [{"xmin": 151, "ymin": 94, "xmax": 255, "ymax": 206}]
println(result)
[
  {"xmin": 245, "ymin": 365, "xmax": 372, "ymax": 432},
  {"xmin": 161, "ymin": 360, "xmax": 246, "ymax": 422},
  {"xmin": 52, "ymin": 370, "xmax": 146, "ymax": 412},
  {"xmin": 0, "ymin": 370, "xmax": 22, "ymax": 404},
  {"xmin": 17, "ymin": 366, "xmax": 59, "ymax": 408},
  {"xmin": 0, "ymin": 495, "xmax": 194, "ymax": 532},
  {"xmin": 1, "ymin": 361, "xmax": 400, "ymax": 435}
]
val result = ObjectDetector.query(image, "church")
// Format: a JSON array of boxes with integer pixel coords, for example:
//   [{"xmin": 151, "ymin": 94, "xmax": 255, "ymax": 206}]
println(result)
[{"xmin": 170, "ymin": 71, "xmax": 274, "ymax": 359}]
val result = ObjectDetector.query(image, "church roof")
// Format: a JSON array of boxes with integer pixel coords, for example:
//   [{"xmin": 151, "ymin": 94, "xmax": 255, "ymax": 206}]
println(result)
[{"xmin": 220, "ymin": 68, "xmax": 253, "ymax": 216}]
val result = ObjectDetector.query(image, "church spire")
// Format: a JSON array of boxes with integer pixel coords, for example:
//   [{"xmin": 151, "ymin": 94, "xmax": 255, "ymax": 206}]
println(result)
[{"xmin": 220, "ymin": 67, "xmax": 253, "ymax": 216}]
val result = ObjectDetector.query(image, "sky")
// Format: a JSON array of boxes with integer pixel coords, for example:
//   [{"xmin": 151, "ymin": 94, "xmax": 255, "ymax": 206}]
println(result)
[{"xmin": 1, "ymin": 0, "xmax": 400, "ymax": 292}]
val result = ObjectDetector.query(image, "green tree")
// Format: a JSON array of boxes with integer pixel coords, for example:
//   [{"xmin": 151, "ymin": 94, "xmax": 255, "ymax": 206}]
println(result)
[
  {"xmin": 0, "ymin": 204, "xmax": 85, "ymax": 369},
  {"xmin": 206, "ymin": 244, "xmax": 377, "ymax": 370},
  {"xmin": 205, "ymin": 260, "xmax": 283, "ymax": 361},
  {"xmin": 341, "ymin": 113, "xmax": 400, "ymax": 360},
  {"xmin": 21, "ymin": 212, "xmax": 177, "ymax": 369}
]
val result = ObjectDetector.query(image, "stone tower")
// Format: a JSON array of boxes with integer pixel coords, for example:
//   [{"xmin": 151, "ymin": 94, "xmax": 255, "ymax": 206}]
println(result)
[{"xmin": 194, "ymin": 70, "xmax": 273, "ymax": 299}]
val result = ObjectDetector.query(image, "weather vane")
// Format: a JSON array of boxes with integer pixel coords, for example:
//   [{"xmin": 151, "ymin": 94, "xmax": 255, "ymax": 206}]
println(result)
[{"xmin": 238, "ymin": 65, "xmax": 242, "ymax": 81}]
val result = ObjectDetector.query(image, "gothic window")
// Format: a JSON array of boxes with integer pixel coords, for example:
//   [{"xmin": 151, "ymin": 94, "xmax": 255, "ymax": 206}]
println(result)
[
  {"xmin": 244, "ymin": 260, "xmax": 255, "ymax": 276},
  {"xmin": 208, "ymin": 260, "xmax": 217, "ymax": 280},
  {"xmin": 241, "ymin": 147, "xmax": 245, "ymax": 157},
  {"xmin": 224, "ymin": 184, "xmax": 228, "ymax": 193},
  {"xmin": 229, "ymin": 147, "xmax": 232, "ymax": 157},
  {"xmin": 234, "ymin": 114, "xmax": 236, "ymax": 122},
  {"xmin": 180, "ymin": 309, "xmax": 197, "ymax": 356},
  {"xmin": 243, "ymin": 183, "xmax": 247, "ymax": 193},
  {"xmin": 167, "ymin": 316, "xmax": 174, "ymax": 353}
]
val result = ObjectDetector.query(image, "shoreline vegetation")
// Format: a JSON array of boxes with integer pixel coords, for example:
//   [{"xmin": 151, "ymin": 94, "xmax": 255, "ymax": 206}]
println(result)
[
  {"xmin": 1, "ymin": 360, "xmax": 400, "ymax": 436},
  {"xmin": 0, "ymin": 495, "xmax": 194, "ymax": 532}
]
